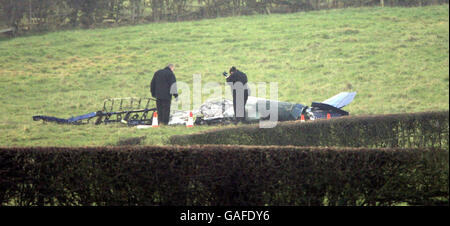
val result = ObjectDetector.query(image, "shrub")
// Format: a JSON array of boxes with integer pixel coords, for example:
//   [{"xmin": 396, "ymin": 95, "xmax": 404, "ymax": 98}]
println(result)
[
  {"xmin": 0, "ymin": 146, "xmax": 448, "ymax": 206},
  {"xmin": 169, "ymin": 111, "xmax": 449, "ymax": 148}
]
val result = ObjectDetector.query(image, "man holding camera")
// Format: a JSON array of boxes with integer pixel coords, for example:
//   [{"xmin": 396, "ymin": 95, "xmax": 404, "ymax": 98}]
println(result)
[
  {"xmin": 223, "ymin": 66, "xmax": 250, "ymax": 123},
  {"xmin": 150, "ymin": 64, "xmax": 178, "ymax": 125}
]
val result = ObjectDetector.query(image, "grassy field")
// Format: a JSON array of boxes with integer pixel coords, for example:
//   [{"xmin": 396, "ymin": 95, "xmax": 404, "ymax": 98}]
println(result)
[{"xmin": 0, "ymin": 5, "xmax": 448, "ymax": 147}]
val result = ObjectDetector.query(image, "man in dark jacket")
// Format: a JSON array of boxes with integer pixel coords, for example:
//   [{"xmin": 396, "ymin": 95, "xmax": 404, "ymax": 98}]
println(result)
[
  {"xmin": 225, "ymin": 66, "xmax": 250, "ymax": 123},
  {"xmin": 150, "ymin": 64, "xmax": 178, "ymax": 125}
]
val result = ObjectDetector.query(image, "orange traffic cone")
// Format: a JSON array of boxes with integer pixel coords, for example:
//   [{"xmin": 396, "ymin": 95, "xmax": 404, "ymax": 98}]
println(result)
[
  {"xmin": 327, "ymin": 113, "xmax": 331, "ymax": 120},
  {"xmin": 186, "ymin": 111, "xmax": 194, "ymax": 128},
  {"xmin": 300, "ymin": 114, "xmax": 305, "ymax": 122},
  {"xmin": 152, "ymin": 112, "xmax": 159, "ymax": 128}
]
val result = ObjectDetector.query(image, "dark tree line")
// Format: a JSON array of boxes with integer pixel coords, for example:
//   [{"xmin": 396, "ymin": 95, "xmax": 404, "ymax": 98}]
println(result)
[{"xmin": 0, "ymin": 0, "xmax": 448, "ymax": 35}]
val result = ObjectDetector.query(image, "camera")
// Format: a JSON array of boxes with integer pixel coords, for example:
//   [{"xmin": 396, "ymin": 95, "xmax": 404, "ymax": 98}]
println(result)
[{"xmin": 222, "ymin": 72, "xmax": 228, "ymax": 77}]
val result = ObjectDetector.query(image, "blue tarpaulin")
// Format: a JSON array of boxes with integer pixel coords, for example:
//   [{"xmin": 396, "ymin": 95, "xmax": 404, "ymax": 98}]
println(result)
[
  {"xmin": 33, "ymin": 112, "xmax": 98, "ymax": 124},
  {"xmin": 322, "ymin": 92, "xmax": 357, "ymax": 109}
]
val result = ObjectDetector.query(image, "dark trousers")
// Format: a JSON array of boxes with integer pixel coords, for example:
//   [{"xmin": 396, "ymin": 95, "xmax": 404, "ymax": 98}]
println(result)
[
  {"xmin": 156, "ymin": 99, "xmax": 171, "ymax": 125},
  {"xmin": 232, "ymin": 89, "xmax": 249, "ymax": 122}
]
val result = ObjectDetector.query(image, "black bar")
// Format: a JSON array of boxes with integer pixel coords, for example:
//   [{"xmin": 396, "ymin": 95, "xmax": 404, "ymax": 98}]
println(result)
[{"xmin": 1, "ymin": 206, "xmax": 447, "ymax": 225}]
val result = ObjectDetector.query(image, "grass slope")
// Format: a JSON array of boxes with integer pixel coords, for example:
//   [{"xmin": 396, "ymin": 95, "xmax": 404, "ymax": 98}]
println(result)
[{"xmin": 0, "ymin": 5, "xmax": 448, "ymax": 147}]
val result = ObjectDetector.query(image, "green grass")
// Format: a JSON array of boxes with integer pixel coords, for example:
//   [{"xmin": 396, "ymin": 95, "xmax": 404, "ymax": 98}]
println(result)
[{"xmin": 0, "ymin": 5, "xmax": 448, "ymax": 147}]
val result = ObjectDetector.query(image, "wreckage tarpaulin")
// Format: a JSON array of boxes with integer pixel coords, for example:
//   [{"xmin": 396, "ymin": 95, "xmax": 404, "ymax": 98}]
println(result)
[
  {"xmin": 245, "ymin": 97, "xmax": 306, "ymax": 122},
  {"xmin": 33, "ymin": 93, "xmax": 356, "ymax": 126},
  {"xmin": 33, "ymin": 112, "xmax": 98, "ymax": 124},
  {"xmin": 321, "ymin": 92, "xmax": 357, "ymax": 109},
  {"xmin": 169, "ymin": 97, "xmax": 306, "ymax": 125}
]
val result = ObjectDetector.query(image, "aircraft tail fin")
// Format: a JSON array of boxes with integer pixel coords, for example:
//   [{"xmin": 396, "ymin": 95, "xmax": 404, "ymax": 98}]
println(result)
[{"xmin": 321, "ymin": 92, "xmax": 357, "ymax": 109}]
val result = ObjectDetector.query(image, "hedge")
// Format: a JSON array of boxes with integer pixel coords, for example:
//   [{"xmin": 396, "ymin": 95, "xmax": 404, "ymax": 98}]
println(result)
[
  {"xmin": 3, "ymin": 0, "xmax": 447, "ymax": 36},
  {"xmin": 169, "ymin": 111, "xmax": 449, "ymax": 148},
  {"xmin": 0, "ymin": 146, "xmax": 448, "ymax": 206}
]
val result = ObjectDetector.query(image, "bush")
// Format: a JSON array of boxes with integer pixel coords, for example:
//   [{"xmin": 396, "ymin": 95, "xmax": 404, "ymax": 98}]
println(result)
[
  {"xmin": 1, "ymin": 0, "xmax": 448, "ymax": 35},
  {"xmin": 169, "ymin": 111, "xmax": 449, "ymax": 148},
  {"xmin": 0, "ymin": 146, "xmax": 448, "ymax": 206}
]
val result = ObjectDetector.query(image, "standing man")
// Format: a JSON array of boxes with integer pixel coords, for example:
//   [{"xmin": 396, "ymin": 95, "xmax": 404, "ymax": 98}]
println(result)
[
  {"xmin": 224, "ymin": 66, "xmax": 250, "ymax": 123},
  {"xmin": 150, "ymin": 64, "xmax": 178, "ymax": 125}
]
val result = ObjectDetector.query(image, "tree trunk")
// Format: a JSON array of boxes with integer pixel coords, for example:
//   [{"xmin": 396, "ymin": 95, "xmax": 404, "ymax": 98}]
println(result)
[
  {"xmin": 131, "ymin": 1, "xmax": 135, "ymax": 24},
  {"xmin": 28, "ymin": 0, "xmax": 31, "ymax": 29},
  {"xmin": 152, "ymin": 0, "xmax": 161, "ymax": 22}
]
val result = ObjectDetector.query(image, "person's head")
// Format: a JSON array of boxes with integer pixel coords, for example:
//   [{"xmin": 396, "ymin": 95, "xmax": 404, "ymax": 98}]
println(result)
[
  {"xmin": 167, "ymin": 64, "xmax": 175, "ymax": 72},
  {"xmin": 229, "ymin": 66, "xmax": 237, "ymax": 74}
]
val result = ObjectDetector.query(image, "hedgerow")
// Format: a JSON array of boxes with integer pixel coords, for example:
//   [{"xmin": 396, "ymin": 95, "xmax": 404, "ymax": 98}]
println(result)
[
  {"xmin": 169, "ymin": 111, "xmax": 449, "ymax": 148},
  {"xmin": 0, "ymin": 146, "xmax": 448, "ymax": 206}
]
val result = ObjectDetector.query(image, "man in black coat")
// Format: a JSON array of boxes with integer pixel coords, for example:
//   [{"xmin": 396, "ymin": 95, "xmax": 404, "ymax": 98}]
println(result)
[
  {"xmin": 150, "ymin": 64, "xmax": 178, "ymax": 125},
  {"xmin": 225, "ymin": 66, "xmax": 250, "ymax": 123}
]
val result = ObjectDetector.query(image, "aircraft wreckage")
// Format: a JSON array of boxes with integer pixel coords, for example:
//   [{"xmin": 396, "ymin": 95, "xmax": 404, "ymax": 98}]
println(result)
[{"xmin": 33, "ymin": 92, "xmax": 356, "ymax": 126}]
